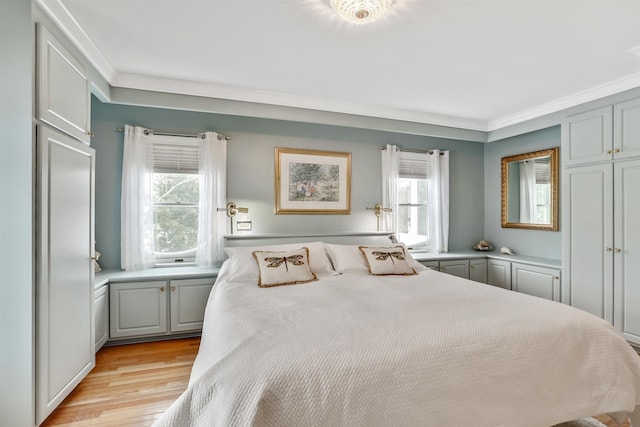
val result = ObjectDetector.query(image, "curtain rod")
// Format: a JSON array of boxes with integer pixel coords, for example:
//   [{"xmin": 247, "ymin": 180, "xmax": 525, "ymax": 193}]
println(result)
[
  {"xmin": 381, "ymin": 147, "xmax": 445, "ymax": 155},
  {"xmin": 116, "ymin": 127, "xmax": 230, "ymax": 141}
]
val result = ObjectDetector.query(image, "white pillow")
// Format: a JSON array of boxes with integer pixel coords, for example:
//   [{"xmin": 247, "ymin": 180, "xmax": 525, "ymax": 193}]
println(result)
[
  {"xmin": 252, "ymin": 247, "xmax": 318, "ymax": 287},
  {"xmin": 325, "ymin": 243, "xmax": 426, "ymax": 274},
  {"xmin": 324, "ymin": 243, "xmax": 369, "ymax": 274},
  {"xmin": 224, "ymin": 241, "xmax": 336, "ymax": 282},
  {"xmin": 359, "ymin": 245, "xmax": 417, "ymax": 276}
]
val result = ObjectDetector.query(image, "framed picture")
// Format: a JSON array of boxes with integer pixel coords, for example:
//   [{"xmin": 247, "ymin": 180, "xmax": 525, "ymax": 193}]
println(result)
[{"xmin": 275, "ymin": 147, "xmax": 351, "ymax": 214}]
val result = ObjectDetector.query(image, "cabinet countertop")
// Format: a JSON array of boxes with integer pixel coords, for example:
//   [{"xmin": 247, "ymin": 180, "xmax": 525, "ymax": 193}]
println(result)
[
  {"xmin": 95, "ymin": 266, "xmax": 220, "ymax": 289},
  {"xmin": 409, "ymin": 250, "xmax": 561, "ymax": 269}
]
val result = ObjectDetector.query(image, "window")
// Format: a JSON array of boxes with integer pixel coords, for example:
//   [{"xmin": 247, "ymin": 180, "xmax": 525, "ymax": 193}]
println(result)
[
  {"xmin": 121, "ymin": 126, "xmax": 226, "ymax": 271},
  {"xmin": 383, "ymin": 147, "xmax": 449, "ymax": 253},
  {"xmin": 397, "ymin": 151, "xmax": 429, "ymax": 250},
  {"xmin": 151, "ymin": 140, "xmax": 200, "ymax": 264}
]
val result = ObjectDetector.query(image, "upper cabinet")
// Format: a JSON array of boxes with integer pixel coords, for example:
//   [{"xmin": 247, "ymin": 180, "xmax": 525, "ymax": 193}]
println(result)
[
  {"xmin": 37, "ymin": 24, "xmax": 91, "ymax": 144},
  {"xmin": 563, "ymin": 99, "xmax": 640, "ymax": 166},
  {"xmin": 562, "ymin": 106, "xmax": 612, "ymax": 166},
  {"xmin": 613, "ymin": 98, "xmax": 640, "ymax": 161}
]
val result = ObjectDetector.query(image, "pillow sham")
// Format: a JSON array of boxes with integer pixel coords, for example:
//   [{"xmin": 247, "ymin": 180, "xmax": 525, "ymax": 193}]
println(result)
[
  {"xmin": 252, "ymin": 247, "xmax": 318, "ymax": 287},
  {"xmin": 325, "ymin": 243, "xmax": 426, "ymax": 274},
  {"xmin": 224, "ymin": 241, "xmax": 336, "ymax": 282},
  {"xmin": 358, "ymin": 245, "xmax": 417, "ymax": 276},
  {"xmin": 324, "ymin": 243, "xmax": 369, "ymax": 274}
]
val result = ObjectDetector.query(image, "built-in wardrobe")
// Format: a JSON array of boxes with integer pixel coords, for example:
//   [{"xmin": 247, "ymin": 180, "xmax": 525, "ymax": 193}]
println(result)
[
  {"xmin": 562, "ymin": 96, "xmax": 640, "ymax": 346},
  {"xmin": 35, "ymin": 23, "xmax": 95, "ymax": 423}
]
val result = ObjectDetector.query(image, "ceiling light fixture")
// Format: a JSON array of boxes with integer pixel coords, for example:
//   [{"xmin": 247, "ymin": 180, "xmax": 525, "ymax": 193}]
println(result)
[{"xmin": 330, "ymin": 0, "xmax": 394, "ymax": 25}]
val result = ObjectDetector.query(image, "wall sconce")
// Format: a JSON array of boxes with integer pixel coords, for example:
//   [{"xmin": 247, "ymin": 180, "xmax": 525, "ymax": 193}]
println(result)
[
  {"xmin": 217, "ymin": 202, "xmax": 249, "ymax": 234},
  {"xmin": 366, "ymin": 203, "xmax": 392, "ymax": 231}
]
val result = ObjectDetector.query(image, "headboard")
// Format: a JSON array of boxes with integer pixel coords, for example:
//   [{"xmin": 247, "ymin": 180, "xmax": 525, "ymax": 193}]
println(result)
[{"xmin": 224, "ymin": 232, "xmax": 396, "ymax": 248}]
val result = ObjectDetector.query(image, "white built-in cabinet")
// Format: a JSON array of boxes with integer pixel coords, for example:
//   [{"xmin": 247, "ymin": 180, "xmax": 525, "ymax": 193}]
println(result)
[
  {"xmin": 487, "ymin": 259, "xmax": 511, "ymax": 289},
  {"xmin": 420, "ymin": 259, "xmax": 472, "ymax": 280},
  {"xmin": 110, "ymin": 278, "xmax": 215, "ymax": 340},
  {"xmin": 562, "ymin": 98, "xmax": 640, "ymax": 345},
  {"xmin": 37, "ymin": 25, "xmax": 91, "ymax": 144},
  {"xmin": 94, "ymin": 283, "xmax": 109, "ymax": 351},
  {"xmin": 469, "ymin": 259, "xmax": 488, "ymax": 283},
  {"xmin": 36, "ymin": 126, "xmax": 95, "ymax": 424},
  {"xmin": 511, "ymin": 263, "xmax": 561, "ymax": 302},
  {"xmin": 35, "ymin": 24, "xmax": 96, "ymax": 424}
]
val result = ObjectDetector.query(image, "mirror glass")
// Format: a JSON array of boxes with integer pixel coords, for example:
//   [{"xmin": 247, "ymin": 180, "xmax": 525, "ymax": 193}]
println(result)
[{"xmin": 501, "ymin": 147, "xmax": 559, "ymax": 231}]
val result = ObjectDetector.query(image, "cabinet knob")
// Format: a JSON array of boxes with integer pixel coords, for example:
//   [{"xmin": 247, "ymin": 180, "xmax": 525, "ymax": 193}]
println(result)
[
  {"xmin": 614, "ymin": 248, "xmax": 622, "ymax": 253},
  {"xmin": 87, "ymin": 131, "xmax": 95, "ymax": 137},
  {"xmin": 606, "ymin": 247, "xmax": 612, "ymax": 251},
  {"xmin": 552, "ymin": 276, "xmax": 560, "ymax": 280},
  {"xmin": 614, "ymin": 148, "xmax": 621, "ymax": 153},
  {"xmin": 160, "ymin": 287, "xmax": 165, "ymax": 292},
  {"xmin": 605, "ymin": 149, "xmax": 612, "ymax": 155},
  {"xmin": 171, "ymin": 286, "xmax": 176, "ymax": 291}
]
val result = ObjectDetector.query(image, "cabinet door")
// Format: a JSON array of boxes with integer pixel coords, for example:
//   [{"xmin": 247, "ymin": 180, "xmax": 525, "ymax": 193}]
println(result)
[
  {"xmin": 562, "ymin": 163, "xmax": 614, "ymax": 321},
  {"xmin": 512, "ymin": 263, "xmax": 561, "ymax": 302},
  {"xmin": 420, "ymin": 261, "xmax": 440, "ymax": 270},
  {"xmin": 469, "ymin": 259, "xmax": 488, "ymax": 283},
  {"xmin": 439, "ymin": 259, "xmax": 470, "ymax": 279},
  {"xmin": 110, "ymin": 281, "xmax": 168, "ymax": 338},
  {"xmin": 170, "ymin": 278, "xmax": 215, "ymax": 333},
  {"xmin": 613, "ymin": 98, "xmax": 640, "ymax": 160},
  {"xmin": 614, "ymin": 159, "xmax": 640, "ymax": 344},
  {"xmin": 562, "ymin": 106, "xmax": 612, "ymax": 166},
  {"xmin": 36, "ymin": 127, "xmax": 95, "ymax": 424},
  {"xmin": 487, "ymin": 259, "xmax": 511, "ymax": 289},
  {"xmin": 94, "ymin": 284, "xmax": 109, "ymax": 351},
  {"xmin": 37, "ymin": 24, "xmax": 91, "ymax": 144}
]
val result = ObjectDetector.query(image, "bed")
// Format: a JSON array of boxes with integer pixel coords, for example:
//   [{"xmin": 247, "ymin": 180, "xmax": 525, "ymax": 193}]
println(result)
[{"xmin": 154, "ymin": 238, "xmax": 640, "ymax": 427}]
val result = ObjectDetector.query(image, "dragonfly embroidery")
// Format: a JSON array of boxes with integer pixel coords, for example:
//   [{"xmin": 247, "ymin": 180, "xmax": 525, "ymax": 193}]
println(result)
[
  {"xmin": 264, "ymin": 255, "xmax": 305, "ymax": 272},
  {"xmin": 372, "ymin": 251, "xmax": 405, "ymax": 264}
]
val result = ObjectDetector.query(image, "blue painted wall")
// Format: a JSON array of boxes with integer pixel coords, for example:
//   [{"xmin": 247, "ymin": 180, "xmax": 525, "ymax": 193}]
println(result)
[
  {"xmin": 91, "ymin": 97, "xmax": 486, "ymax": 269},
  {"xmin": 483, "ymin": 126, "xmax": 562, "ymax": 259}
]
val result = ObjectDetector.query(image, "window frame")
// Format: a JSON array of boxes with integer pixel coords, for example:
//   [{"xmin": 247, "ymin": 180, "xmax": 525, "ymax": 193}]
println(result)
[{"xmin": 150, "ymin": 137, "xmax": 200, "ymax": 266}]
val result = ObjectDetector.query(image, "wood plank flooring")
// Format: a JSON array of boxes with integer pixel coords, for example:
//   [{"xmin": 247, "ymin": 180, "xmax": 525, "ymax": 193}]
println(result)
[
  {"xmin": 41, "ymin": 338, "xmax": 200, "ymax": 427},
  {"xmin": 41, "ymin": 338, "xmax": 636, "ymax": 426}
]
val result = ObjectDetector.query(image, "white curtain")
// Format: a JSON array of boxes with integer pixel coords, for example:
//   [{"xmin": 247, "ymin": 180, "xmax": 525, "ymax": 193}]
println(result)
[
  {"xmin": 381, "ymin": 144, "xmax": 399, "ymax": 234},
  {"xmin": 196, "ymin": 132, "xmax": 227, "ymax": 267},
  {"xmin": 426, "ymin": 150, "xmax": 449, "ymax": 253},
  {"xmin": 121, "ymin": 125, "xmax": 155, "ymax": 270},
  {"xmin": 519, "ymin": 160, "xmax": 537, "ymax": 223}
]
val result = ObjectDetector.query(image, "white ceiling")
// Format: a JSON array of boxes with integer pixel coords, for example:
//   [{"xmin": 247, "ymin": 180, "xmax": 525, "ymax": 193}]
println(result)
[{"xmin": 38, "ymin": 0, "xmax": 640, "ymax": 132}]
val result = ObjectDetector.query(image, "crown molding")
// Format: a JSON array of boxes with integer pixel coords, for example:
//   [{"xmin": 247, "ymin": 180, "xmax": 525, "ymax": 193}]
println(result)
[
  {"xmin": 487, "ymin": 73, "xmax": 640, "ymax": 131},
  {"xmin": 32, "ymin": 0, "xmax": 640, "ymax": 135},
  {"xmin": 34, "ymin": 0, "xmax": 117, "ymax": 82},
  {"xmin": 111, "ymin": 72, "xmax": 489, "ymax": 132}
]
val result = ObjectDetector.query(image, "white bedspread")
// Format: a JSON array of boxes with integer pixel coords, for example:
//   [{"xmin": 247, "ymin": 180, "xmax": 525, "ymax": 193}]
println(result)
[{"xmin": 155, "ymin": 267, "xmax": 640, "ymax": 427}]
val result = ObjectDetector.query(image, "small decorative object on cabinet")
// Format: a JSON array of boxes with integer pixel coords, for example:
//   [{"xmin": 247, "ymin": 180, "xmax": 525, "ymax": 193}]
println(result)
[
  {"xmin": 473, "ymin": 240, "xmax": 493, "ymax": 251},
  {"xmin": 500, "ymin": 247, "xmax": 514, "ymax": 255}
]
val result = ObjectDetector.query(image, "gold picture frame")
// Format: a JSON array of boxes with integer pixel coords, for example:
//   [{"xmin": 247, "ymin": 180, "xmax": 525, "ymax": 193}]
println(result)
[
  {"xmin": 275, "ymin": 147, "xmax": 351, "ymax": 214},
  {"xmin": 500, "ymin": 147, "xmax": 559, "ymax": 231}
]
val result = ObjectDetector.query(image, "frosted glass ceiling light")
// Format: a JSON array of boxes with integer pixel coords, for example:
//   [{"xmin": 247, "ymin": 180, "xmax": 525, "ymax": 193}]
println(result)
[{"xmin": 331, "ymin": 0, "xmax": 394, "ymax": 25}]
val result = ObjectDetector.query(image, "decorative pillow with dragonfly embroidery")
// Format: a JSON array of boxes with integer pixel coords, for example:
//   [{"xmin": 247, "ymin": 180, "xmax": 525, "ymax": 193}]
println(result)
[
  {"xmin": 358, "ymin": 245, "xmax": 417, "ymax": 276},
  {"xmin": 252, "ymin": 247, "xmax": 318, "ymax": 287}
]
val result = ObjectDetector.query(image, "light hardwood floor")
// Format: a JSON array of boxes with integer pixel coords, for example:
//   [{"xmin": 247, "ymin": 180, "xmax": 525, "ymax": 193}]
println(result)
[
  {"xmin": 41, "ymin": 338, "xmax": 635, "ymax": 427},
  {"xmin": 41, "ymin": 338, "xmax": 200, "ymax": 427}
]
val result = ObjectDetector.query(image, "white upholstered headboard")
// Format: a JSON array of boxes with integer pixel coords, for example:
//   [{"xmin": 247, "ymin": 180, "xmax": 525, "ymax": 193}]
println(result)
[{"xmin": 224, "ymin": 232, "xmax": 396, "ymax": 248}]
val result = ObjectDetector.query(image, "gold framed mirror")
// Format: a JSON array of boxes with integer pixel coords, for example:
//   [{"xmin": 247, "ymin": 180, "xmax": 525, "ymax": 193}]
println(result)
[{"xmin": 501, "ymin": 147, "xmax": 559, "ymax": 231}]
